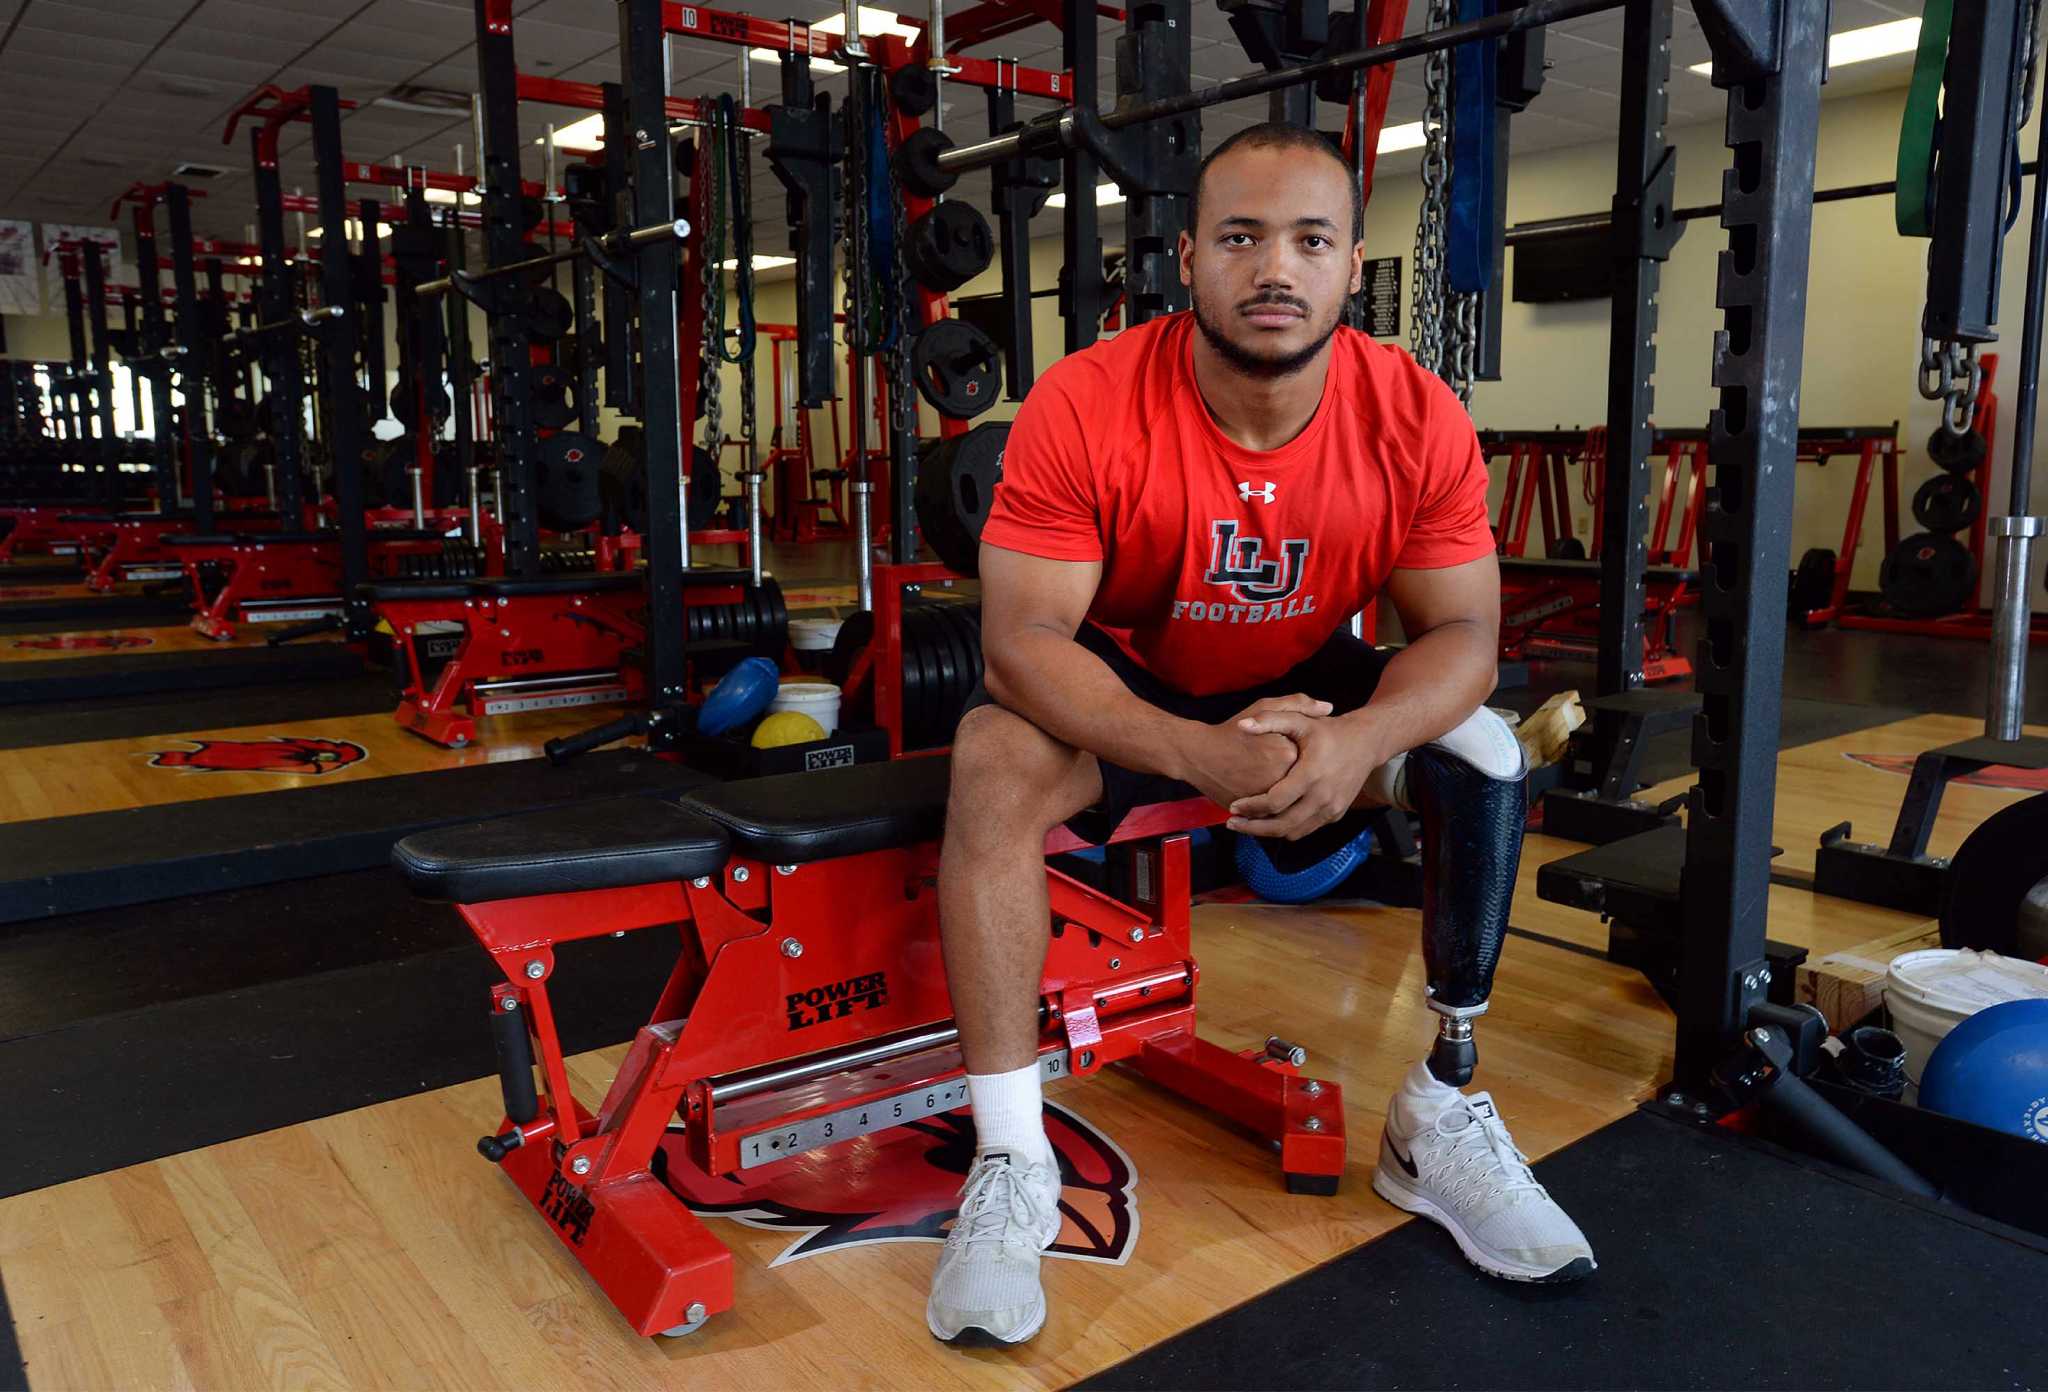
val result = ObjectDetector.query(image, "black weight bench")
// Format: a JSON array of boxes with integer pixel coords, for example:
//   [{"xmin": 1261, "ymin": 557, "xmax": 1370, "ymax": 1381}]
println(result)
[
  {"xmin": 396, "ymin": 796, "xmax": 731, "ymax": 901},
  {"xmin": 395, "ymin": 759, "xmax": 953, "ymax": 901},
  {"xmin": 474, "ymin": 571, "xmax": 646, "ymax": 597}
]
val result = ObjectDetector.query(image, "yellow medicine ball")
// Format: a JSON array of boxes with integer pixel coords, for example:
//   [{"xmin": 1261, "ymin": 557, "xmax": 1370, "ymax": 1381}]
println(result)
[{"xmin": 751, "ymin": 710, "xmax": 827, "ymax": 748}]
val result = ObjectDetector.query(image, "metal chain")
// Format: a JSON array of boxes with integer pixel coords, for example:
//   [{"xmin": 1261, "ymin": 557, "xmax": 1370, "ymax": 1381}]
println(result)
[
  {"xmin": 1410, "ymin": 0, "xmax": 1453, "ymax": 379},
  {"xmin": 699, "ymin": 122, "xmax": 724, "ymax": 455},
  {"xmin": 1448, "ymin": 291, "xmax": 1477, "ymax": 407},
  {"xmin": 882, "ymin": 86, "xmax": 916, "ymax": 457}
]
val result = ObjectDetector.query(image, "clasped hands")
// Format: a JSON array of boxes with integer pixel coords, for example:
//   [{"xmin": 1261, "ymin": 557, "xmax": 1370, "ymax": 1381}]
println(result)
[{"xmin": 1178, "ymin": 694, "xmax": 1389, "ymax": 841}]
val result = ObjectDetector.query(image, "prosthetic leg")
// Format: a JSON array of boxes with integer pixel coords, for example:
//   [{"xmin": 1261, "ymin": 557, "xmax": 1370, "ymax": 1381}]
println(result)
[{"xmin": 1368, "ymin": 707, "xmax": 1527, "ymax": 1085}]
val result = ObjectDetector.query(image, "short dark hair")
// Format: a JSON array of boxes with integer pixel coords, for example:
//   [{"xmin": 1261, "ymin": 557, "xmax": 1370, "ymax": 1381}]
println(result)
[{"xmin": 1187, "ymin": 122, "xmax": 1363, "ymax": 245}]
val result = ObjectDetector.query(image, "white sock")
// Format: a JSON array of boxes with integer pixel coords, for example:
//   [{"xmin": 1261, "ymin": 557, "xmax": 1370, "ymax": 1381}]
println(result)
[
  {"xmin": 967, "ymin": 1063, "xmax": 1051, "ymax": 1168},
  {"xmin": 1391, "ymin": 1058, "xmax": 1464, "ymax": 1136}
]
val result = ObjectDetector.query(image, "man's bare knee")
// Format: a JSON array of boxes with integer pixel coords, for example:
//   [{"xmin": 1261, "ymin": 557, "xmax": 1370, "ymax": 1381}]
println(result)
[{"xmin": 948, "ymin": 705, "xmax": 1096, "ymax": 840}]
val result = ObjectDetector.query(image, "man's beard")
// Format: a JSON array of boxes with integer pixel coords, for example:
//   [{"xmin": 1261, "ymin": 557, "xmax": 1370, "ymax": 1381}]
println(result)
[{"xmin": 1190, "ymin": 285, "xmax": 1341, "ymax": 380}]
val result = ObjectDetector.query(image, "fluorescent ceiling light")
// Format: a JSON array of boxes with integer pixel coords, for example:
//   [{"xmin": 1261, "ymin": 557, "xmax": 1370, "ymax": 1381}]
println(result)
[
  {"xmin": 1377, "ymin": 121, "xmax": 1425, "ymax": 153},
  {"xmin": 720, "ymin": 254, "xmax": 799, "ymax": 271},
  {"xmin": 748, "ymin": 5, "xmax": 920, "ymax": 74},
  {"xmin": 1046, "ymin": 182, "xmax": 1128, "ymax": 209},
  {"xmin": 1688, "ymin": 16, "xmax": 1918, "ymax": 75},
  {"xmin": 537, "ymin": 113, "xmax": 606, "ymax": 151}
]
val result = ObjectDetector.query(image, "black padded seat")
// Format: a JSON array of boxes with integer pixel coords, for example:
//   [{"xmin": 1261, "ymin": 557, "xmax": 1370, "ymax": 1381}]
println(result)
[
  {"xmin": 55, "ymin": 513, "xmax": 118, "ymax": 524},
  {"xmin": 393, "ymin": 796, "xmax": 730, "ymax": 902},
  {"xmin": 162, "ymin": 533, "xmax": 242, "ymax": 547},
  {"xmin": 476, "ymin": 570, "xmax": 644, "ymax": 597},
  {"xmin": 357, "ymin": 578, "xmax": 482, "ymax": 602},
  {"xmin": 236, "ymin": 531, "xmax": 340, "ymax": 545},
  {"xmin": 679, "ymin": 756, "xmax": 950, "ymax": 864}
]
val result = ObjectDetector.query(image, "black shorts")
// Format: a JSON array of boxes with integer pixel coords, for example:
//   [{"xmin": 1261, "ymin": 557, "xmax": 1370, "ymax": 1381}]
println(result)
[{"xmin": 963, "ymin": 624, "xmax": 1392, "ymax": 844}]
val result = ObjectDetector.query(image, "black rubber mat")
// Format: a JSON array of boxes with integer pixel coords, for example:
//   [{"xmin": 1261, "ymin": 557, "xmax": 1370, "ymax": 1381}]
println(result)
[
  {"xmin": 0, "ymin": 561, "xmax": 87, "ymax": 584},
  {"xmin": 0, "ymin": 612, "xmax": 192, "ymax": 636},
  {"xmin": 0, "ymin": 672, "xmax": 395, "ymax": 749},
  {"xmin": 0, "ymin": 895, "xmax": 680, "ymax": 1198},
  {"xmin": 0, "ymin": 642, "xmax": 364, "ymax": 705},
  {"xmin": 1080, "ymin": 1108, "xmax": 2048, "ymax": 1391},
  {"xmin": 0, "ymin": 591, "xmax": 190, "ymax": 625},
  {"xmin": 0, "ymin": 1272, "xmax": 20, "ymax": 1392},
  {"xmin": 0, "ymin": 749, "xmax": 712, "ymax": 925}
]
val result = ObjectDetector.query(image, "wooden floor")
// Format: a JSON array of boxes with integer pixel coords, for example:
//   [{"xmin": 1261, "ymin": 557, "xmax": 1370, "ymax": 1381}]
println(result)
[
  {"xmin": 0, "ymin": 707, "xmax": 618, "ymax": 824},
  {"xmin": 0, "ymin": 713, "xmax": 1981, "ymax": 1390}
]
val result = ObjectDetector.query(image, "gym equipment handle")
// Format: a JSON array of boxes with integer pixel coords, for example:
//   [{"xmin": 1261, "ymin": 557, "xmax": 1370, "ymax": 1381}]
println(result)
[
  {"xmin": 544, "ymin": 711, "xmax": 650, "ymax": 764},
  {"xmin": 491, "ymin": 999, "xmax": 540, "ymax": 1126}
]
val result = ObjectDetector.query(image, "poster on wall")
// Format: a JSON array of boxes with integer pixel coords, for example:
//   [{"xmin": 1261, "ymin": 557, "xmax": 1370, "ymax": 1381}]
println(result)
[
  {"xmin": 1360, "ymin": 256, "xmax": 1401, "ymax": 338},
  {"xmin": 39, "ymin": 223, "xmax": 125, "ymax": 304},
  {"xmin": 0, "ymin": 221, "xmax": 37, "ymax": 315}
]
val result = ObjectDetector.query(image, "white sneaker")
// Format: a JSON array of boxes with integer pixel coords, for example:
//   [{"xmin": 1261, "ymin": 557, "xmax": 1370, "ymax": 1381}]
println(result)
[
  {"xmin": 1372, "ymin": 1091, "xmax": 1596, "ymax": 1284},
  {"xmin": 926, "ymin": 1149, "xmax": 1065, "ymax": 1345}
]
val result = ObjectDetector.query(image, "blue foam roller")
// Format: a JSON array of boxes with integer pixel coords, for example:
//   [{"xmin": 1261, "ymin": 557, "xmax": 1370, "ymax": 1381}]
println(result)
[
  {"xmin": 1235, "ymin": 823, "xmax": 1375, "ymax": 905},
  {"xmin": 698, "ymin": 656, "xmax": 781, "ymax": 737}
]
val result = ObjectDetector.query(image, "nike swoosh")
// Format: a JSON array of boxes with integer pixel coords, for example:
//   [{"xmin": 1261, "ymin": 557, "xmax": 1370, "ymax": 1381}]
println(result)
[{"xmin": 1385, "ymin": 1136, "xmax": 1419, "ymax": 1179}]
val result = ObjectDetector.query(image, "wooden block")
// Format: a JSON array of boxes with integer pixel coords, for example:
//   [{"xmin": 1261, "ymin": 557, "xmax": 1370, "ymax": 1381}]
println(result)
[{"xmin": 1797, "ymin": 919, "xmax": 1942, "ymax": 1031}]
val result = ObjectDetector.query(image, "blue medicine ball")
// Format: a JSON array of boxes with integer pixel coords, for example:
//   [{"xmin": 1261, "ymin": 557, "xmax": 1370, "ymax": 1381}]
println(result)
[
  {"xmin": 1918, "ymin": 997, "xmax": 2048, "ymax": 1145},
  {"xmin": 698, "ymin": 657, "xmax": 781, "ymax": 737},
  {"xmin": 1235, "ymin": 822, "xmax": 1376, "ymax": 905}
]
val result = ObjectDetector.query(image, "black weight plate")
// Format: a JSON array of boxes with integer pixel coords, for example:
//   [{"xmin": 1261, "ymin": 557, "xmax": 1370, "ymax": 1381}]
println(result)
[
  {"xmin": 528, "ymin": 287, "xmax": 575, "ymax": 341},
  {"xmin": 824, "ymin": 609, "xmax": 875, "ymax": 725},
  {"xmin": 931, "ymin": 603, "xmax": 974, "ymax": 742},
  {"xmin": 889, "ymin": 63, "xmax": 938, "ymax": 116},
  {"xmin": 1912, "ymin": 473, "xmax": 1981, "ymax": 534},
  {"xmin": 1790, "ymin": 546, "xmax": 1836, "ymax": 617},
  {"xmin": 906, "ymin": 203, "xmax": 994, "ymax": 294},
  {"xmin": 1940, "ymin": 790, "xmax": 2048, "ymax": 954},
  {"xmin": 536, "ymin": 429, "xmax": 605, "ymax": 530},
  {"xmin": 913, "ymin": 423, "xmax": 1009, "ymax": 576},
  {"xmin": 1926, "ymin": 424, "xmax": 1988, "ymax": 476},
  {"xmin": 924, "ymin": 603, "xmax": 963, "ymax": 744},
  {"xmin": 910, "ymin": 319, "xmax": 1001, "ymax": 420},
  {"xmin": 1546, "ymin": 536, "xmax": 1586, "ymax": 560},
  {"xmin": 1878, "ymin": 531, "xmax": 1977, "ymax": 617},
  {"xmin": 391, "ymin": 378, "xmax": 454, "ymax": 430},
  {"xmin": 894, "ymin": 125, "xmax": 958, "ymax": 200},
  {"xmin": 531, "ymin": 365, "xmax": 577, "ymax": 430},
  {"xmin": 906, "ymin": 604, "xmax": 943, "ymax": 749}
]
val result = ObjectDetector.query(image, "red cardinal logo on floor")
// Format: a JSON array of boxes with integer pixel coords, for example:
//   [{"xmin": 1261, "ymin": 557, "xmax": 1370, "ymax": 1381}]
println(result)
[
  {"xmin": 14, "ymin": 633, "xmax": 153, "ymax": 651},
  {"xmin": 1846, "ymin": 752, "xmax": 2048, "ymax": 795},
  {"xmin": 656, "ymin": 1101, "xmax": 1139, "ymax": 1267},
  {"xmin": 147, "ymin": 736, "xmax": 369, "ymax": 775}
]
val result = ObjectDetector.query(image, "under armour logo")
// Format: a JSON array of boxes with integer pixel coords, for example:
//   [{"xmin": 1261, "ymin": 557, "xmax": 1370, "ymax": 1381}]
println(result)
[{"xmin": 1238, "ymin": 481, "xmax": 1276, "ymax": 504}]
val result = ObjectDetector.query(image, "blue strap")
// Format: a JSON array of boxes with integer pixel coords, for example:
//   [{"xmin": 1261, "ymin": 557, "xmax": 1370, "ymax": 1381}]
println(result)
[{"xmin": 1446, "ymin": 0, "xmax": 1497, "ymax": 294}]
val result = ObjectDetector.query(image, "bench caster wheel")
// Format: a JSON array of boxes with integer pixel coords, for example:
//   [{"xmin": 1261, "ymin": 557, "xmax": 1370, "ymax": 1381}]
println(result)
[
  {"xmin": 1285, "ymin": 1172, "xmax": 1340, "ymax": 1196},
  {"xmin": 659, "ymin": 1303, "xmax": 710, "ymax": 1338}
]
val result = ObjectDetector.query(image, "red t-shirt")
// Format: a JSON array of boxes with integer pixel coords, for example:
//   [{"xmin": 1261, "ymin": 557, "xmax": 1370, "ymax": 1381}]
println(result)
[{"xmin": 977, "ymin": 312, "xmax": 1494, "ymax": 696}]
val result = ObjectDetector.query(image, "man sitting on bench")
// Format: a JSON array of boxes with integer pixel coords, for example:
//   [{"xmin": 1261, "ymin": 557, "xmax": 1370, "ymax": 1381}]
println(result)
[{"xmin": 930, "ymin": 123, "xmax": 1595, "ymax": 1347}]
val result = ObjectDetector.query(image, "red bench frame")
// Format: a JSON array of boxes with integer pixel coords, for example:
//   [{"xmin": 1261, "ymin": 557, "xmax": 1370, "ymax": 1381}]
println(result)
[{"xmin": 454, "ymin": 797, "xmax": 1342, "ymax": 1338}]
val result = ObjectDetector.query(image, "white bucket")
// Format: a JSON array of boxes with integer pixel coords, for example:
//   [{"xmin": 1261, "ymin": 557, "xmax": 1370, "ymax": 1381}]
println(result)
[
  {"xmin": 771, "ymin": 680, "xmax": 841, "ymax": 735},
  {"xmin": 789, "ymin": 617, "xmax": 842, "ymax": 652},
  {"xmin": 1885, "ymin": 947, "xmax": 2048, "ymax": 1099}
]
